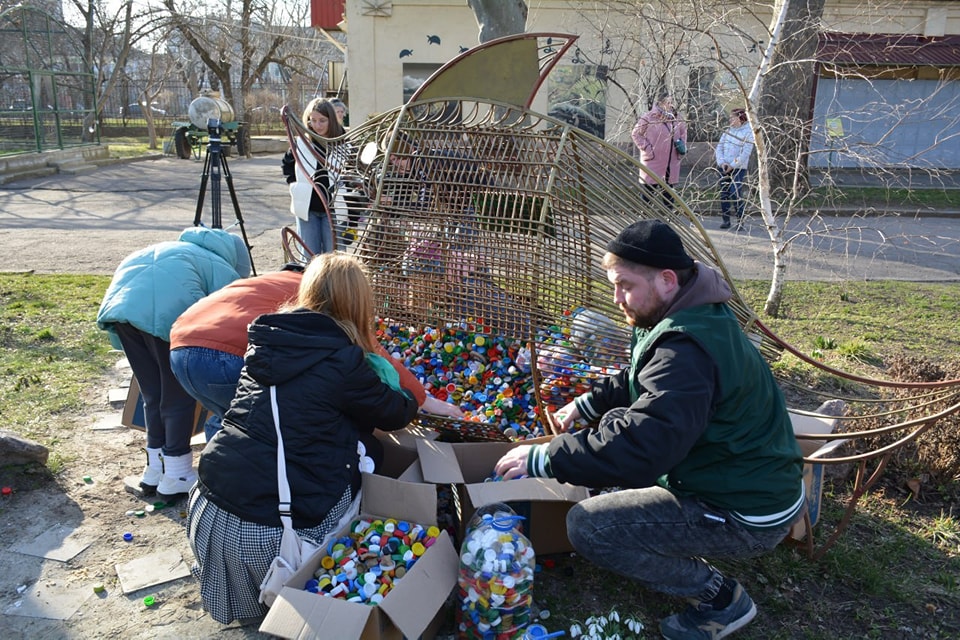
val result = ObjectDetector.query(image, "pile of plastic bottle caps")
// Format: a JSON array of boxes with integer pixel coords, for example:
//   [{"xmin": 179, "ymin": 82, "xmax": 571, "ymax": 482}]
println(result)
[
  {"xmin": 377, "ymin": 310, "xmax": 623, "ymax": 439},
  {"xmin": 304, "ymin": 518, "xmax": 442, "ymax": 604}
]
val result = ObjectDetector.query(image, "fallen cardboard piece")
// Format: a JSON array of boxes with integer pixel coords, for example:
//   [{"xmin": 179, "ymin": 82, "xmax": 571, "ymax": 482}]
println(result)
[
  {"xmin": 90, "ymin": 412, "xmax": 126, "ymax": 431},
  {"xmin": 115, "ymin": 549, "xmax": 192, "ymax": 594},
  {"xmin": 8, "ymin": 523, "xmax": 92, "ymax": 562},
  {"xmin": 788, "ymin": 410, "xmax": 850, "ymax": 541},
  {"xmin": 3, "ymin": 580, "xmax": 92, "ymax": 620}
]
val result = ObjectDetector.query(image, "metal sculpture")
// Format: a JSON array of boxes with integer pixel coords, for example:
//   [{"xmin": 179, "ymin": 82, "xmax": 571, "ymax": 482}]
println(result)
[{"xmin": 282, "ymin": 33, "xmax": 960, "ymax": 556}]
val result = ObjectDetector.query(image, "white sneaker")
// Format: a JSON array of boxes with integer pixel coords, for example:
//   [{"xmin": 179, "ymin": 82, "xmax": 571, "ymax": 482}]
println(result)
[
  {"xmin": 156, "ymin": 453, "xmax": 197, "ymax": 501},
  {"xmin": 139, "ymin": 447, "xmax": 163, "ymax": 495}
]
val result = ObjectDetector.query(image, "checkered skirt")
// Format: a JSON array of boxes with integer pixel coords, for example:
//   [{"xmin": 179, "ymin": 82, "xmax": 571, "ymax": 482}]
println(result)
[{"xmin": 187, "ymin": 485, "xmax": 353, "ymax": 624}]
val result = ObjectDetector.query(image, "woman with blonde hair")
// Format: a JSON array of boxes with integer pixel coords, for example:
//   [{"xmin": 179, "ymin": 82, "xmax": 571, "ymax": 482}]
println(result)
[{"xmin": 187, "ymin": 252, "xmax": 418, "ymax": 625}]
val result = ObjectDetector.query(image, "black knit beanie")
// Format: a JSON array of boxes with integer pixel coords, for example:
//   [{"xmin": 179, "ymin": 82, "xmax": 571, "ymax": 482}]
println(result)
[{"xmin": 606, "ymin": 220, "xmax": 695, "ymax": 270}]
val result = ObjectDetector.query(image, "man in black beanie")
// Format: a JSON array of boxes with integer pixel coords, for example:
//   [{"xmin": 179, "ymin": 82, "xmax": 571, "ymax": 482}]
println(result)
[{"xmin": 496, "ymin": 220, "xmax": 803, "ymax": 639}]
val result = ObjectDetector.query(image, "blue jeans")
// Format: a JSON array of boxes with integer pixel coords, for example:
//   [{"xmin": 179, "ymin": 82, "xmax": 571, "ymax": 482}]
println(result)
[
  {"xmin": 114, "ymin": 323, "xmax": 197, "ymax": 456},
  {"xmin": 170, "ymin": 347, "xmax": 244, "ymax": 440},
  {"xmin": 297, "ymin": 209, "xmax": 341, "ymax": 255},
  {"xmin": 720, "ymin": 168, "xmax": 747, "ymax": 223}
]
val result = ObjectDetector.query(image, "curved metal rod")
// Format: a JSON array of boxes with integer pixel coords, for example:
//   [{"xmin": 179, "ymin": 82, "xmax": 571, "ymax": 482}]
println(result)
[{"xmin": 755, "ymin": 318, "xmax": 960, "ymax": 389}]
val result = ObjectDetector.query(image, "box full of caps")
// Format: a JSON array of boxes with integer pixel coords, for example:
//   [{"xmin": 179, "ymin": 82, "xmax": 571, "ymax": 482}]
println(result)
[
  {"xmin": 260, "ymin": 454, "xmax": 459, "ymax": 640},
  {"xmin": 415, "ymin": 438, "xmax": 590, "ymax": 555}
]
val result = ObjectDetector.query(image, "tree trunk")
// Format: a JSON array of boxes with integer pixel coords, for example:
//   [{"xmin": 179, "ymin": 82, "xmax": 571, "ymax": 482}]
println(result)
[
  {"xmin": 757, "ymin": 0, "xmax": 826, "ymax": 201},
  {"xmin": 466, "ymin": 0, "xmax": 527, "ymax": 43}
]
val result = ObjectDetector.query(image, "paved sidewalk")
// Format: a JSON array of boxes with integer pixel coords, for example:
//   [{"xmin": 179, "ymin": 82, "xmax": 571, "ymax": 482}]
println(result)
[{"xmin": 1, "ymin": 154, "xmax": 958, "ymax": 282}]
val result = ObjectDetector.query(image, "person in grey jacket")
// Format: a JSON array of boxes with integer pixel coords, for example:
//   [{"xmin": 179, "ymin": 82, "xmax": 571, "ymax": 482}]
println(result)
[
  {"xmin": 495, "ymin": 220, "xmax": 802, "ymax": 640},
  {"xmin": 715, "ymin": 108, "xmax": 756, "ymax": 229},
  {"xmin": 97, "ymin": 226, "xmax": 250, "ymax": 500}
]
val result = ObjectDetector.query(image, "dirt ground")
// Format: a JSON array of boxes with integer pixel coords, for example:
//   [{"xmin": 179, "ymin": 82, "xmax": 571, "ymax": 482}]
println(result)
[{"xmin": 0, "ymin": 361, "xmax": 275, "ymax": 639}]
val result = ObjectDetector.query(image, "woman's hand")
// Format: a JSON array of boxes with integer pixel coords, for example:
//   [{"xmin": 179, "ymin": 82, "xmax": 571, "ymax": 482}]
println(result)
[{"xmin": 420, "ymin": 394, "xmax": 464, "ymax": 418}]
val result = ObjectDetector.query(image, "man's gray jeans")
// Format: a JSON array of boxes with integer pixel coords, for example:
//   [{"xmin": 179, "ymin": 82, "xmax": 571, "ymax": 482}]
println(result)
[{"xmin": 566, "ymin": 485, "xmax": 793, "ymax": 602}]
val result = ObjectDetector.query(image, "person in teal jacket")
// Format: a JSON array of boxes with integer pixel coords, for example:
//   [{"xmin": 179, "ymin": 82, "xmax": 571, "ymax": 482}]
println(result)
[
  {"xmin": 495, "ymin": 220, "xmax": 803, "ymax": 640},
  {"xmin": 97, "ymin": 226, "xmax": 251, "ymax": 501}
]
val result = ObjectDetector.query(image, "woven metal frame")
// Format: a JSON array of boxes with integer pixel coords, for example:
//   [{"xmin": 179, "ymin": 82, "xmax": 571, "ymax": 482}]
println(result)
[
  {"xmin": 283, "ymin": 96, "xmax": 769, "ymax": 441},
  {"xmin": 283, "ymin": 92, "xmax": 960, "ymax": 557}
]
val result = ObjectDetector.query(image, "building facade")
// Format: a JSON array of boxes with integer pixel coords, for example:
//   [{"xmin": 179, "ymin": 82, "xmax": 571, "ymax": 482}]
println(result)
[{"xmin": 326, "ymin": 0, "xmax": 960, "ymax": 169}]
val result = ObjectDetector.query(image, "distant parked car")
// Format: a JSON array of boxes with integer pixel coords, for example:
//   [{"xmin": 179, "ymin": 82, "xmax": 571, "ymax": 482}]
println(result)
[{"xmin": 121, "ymin": 103, "xmax": 167, "ymax": 117}]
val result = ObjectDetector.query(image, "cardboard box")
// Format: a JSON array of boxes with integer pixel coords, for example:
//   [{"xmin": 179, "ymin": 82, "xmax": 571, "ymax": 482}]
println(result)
[
  {"xmin": 415, "ymin": 439, "xmax": 590, "ymax": 555},
  {"xmin": 121, "ymin": 374, "xmax": 209, "ymax": 436},
  {"xmin": 374, "ymin": 425, "xmax": 439, "ymax": 479},
  {"xmin": 259, "ymin": 466, "xmax": 459, "ymax": 640},
  {"xmin": 788, "ymin": 411, "xmax": 849, "ymax": 541}
]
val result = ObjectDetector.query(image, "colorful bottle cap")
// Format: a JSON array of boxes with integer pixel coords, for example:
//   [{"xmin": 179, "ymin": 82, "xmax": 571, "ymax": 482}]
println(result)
[
  {"xmin": 143, "ymin": 595, "xmax": 156, "ymax": 607},
  {"xmin": 122, "ymin": 532, "xmax": 133, "ymax": 542},
  {"xmin": 93, "ymin": 583, "xmax": 106, "ymax": 594}
]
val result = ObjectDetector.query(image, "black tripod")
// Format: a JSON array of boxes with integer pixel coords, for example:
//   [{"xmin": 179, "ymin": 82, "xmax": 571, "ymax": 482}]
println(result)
[{"xmin": 192, "ymin": 118, "xmax": 256, "ymax": 274}]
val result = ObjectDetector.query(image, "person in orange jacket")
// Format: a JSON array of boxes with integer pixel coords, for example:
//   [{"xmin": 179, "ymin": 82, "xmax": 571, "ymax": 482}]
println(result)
[{"xmin": 170, "ymin": 262, "xmax": 462, "ymax": 441}]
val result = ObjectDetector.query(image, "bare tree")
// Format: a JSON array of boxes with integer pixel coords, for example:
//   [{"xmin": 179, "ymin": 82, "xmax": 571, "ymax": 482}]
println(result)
[
  {"xmin": 568, "ymin": 1, "xmax": 960, "ymax": 321},
  {"xmin": 160, "ymin": 0, "xmax": 334, "ymax": 155},
  {"xmin": 69, "ymin": 0, "xmax": 161, "ymax": 141}
]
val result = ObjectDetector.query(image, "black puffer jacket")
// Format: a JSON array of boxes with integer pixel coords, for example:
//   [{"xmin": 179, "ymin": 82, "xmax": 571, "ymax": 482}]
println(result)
[{"xmin": 196, "ymin": 309, "xmax": 418, "ymax": 529}]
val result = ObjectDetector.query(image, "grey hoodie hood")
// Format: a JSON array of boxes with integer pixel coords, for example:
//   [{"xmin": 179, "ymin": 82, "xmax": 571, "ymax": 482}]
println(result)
[{"xmin": 658, "ymin": 262, "xmax": 733, "ymax": 323}]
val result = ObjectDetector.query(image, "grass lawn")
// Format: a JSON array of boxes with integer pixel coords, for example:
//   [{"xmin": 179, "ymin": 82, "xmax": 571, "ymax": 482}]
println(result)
[{"xmin": 1, "ymin": 273, "xmax": 957, "ymax": 638}]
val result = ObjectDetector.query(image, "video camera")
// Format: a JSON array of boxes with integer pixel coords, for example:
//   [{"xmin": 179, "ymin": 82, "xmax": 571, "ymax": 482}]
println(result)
[{"xmin": 207, "ymin": 118, "xmax": 224, "ymax": 143}]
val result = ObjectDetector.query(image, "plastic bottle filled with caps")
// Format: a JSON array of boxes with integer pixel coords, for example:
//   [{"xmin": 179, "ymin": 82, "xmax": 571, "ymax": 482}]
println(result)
[{"xmin": 456, "ymin": 503, "xmax": 535, "ymax": 639}]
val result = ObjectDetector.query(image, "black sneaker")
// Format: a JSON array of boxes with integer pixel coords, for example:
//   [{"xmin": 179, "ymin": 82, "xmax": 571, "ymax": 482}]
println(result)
[
  {"xmin": 719, "ymin": 222, "xmax": 731, "ymax": 230},
  {"xmin": 660, "ymin": 580, "xmax": 757, "ymax": 639}
]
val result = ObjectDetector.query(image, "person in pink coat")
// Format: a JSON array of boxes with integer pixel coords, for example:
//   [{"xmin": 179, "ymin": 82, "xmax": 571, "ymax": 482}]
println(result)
[{"xmin": 631, "ymin": 92, "xmax": 688, "ymax": 208}]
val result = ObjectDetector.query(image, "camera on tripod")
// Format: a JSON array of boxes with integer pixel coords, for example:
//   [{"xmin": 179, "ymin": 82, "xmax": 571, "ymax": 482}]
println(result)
[
  {"xmin": 207, "ymin": 118, "xmax": 224, "ymax": 138},
  {"xmin": 190, "ymin": 106, "xmax": 256, "ymax": 274}
]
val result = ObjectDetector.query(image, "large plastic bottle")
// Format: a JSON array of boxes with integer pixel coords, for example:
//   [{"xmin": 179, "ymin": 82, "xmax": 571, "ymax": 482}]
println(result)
[{"xmin": 456, "ymin": 503, "xmax": 536, "ymax": 639}]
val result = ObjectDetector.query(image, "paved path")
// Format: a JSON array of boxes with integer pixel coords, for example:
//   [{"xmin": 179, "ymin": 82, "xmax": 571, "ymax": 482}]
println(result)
[{"xmin": 1, "ymin": 153, "xmax": 958, "ymax": 282}]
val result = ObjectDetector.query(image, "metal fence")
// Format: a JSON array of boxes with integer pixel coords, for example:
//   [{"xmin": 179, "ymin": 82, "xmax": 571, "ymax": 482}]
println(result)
[{"xmin": 0, "ymin": 5, "xmax": 99, "ymax": 155}]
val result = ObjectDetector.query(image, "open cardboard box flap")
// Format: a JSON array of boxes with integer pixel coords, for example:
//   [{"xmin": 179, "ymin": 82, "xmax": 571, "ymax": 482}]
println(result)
[
  {"xmin": 789, "ymin": 410, "xmax": 849, "ymax": 457},
  {"xmin": 260, "ymin": 462, "xmax": 458, "ymax": 640},
  {"xmin": 377, "ymin": 528, "xmax": 458, "ymax": 636},
  {"xmin": 414, "ymin": 438, "xmax": 589, "ymax": 555},
  {"xmin": 261, "ymin": 588, "xmax": 374, "ymax": 639},
  {"xmin": 415, "ymin": 439, "xmax": 587, "ymax": 502}
]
